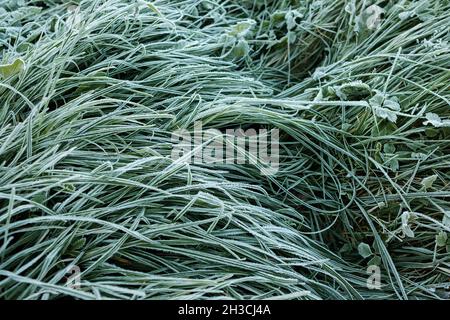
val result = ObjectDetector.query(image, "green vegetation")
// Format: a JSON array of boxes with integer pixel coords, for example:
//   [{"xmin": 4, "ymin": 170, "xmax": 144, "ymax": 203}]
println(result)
[{"xmin": 0, "ymin": 0, "xmax": 449, "ymax": 299}]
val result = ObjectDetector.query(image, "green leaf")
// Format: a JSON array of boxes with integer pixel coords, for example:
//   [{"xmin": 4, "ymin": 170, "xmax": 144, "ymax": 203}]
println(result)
[
  {"xmin": 70, "ymin": 237, "xmax": 86, "ymax": 251},
  {"xmin": 369, "ymin": 93, "xmax": 400, "ymax": 123},
  {"xmin": 333, "ymin": 81, "xmax": 371, "ymax": 100},
  {"xmin": 383, "ymin": 144, "xmax": 395, "ymax": 154},
  {"xmin": 271, "ymin": 11, "xmax": 286, "ymax": 26},
  {"xmin": 436, "ymin": 231, "xmax": 448, "ymax": 247},
  {"xmin": 375, "ymin": 107, "xmax": 397, "ymax": 122},
  {"xmin": 443, "ymin": 213, "xmax": 450, "ymax": 227},
  {"xmin": 383, "ymin": 98, "xmax": 400, "ymax": 111},
  {"xmin": 285, "ymin": 9, "xmax": 304, "ymax": 31},
  {"xmin": 423, "ymin": 112, "xmax": 450, "ymax": 128},
  {"xmin": 401, "ymin": 211, "xmax": 415, "ymax": 238},
  {"xmin": 31, "ymin": 192, "xmax": 46, "ymax": 212},
  {"xmin": 387, "ymin": 158, "xmax": 399, "ymax": 172},
  {"xmin": 421, "ymin": 175, "xmax": 437, "ymax": 189},
  {"xmin": 228, "ymin": 20, "xmax": 255, "ymax": 38},
  {"xmin": 403, "ymin": 225, "xmax": 415, "ymax": 238},
  {"xmin": 32, "ymin": 193, "xmax": 46, "ymax": 205},
  {"xmin": 231, "ymin": 39, "xmax": 250, "ymax": 58},
  {"xmin": 358, "ymin": 242, "xmax": 372, "ymax": 258},
  {"xmin": 367, "ymin": 255, "xmax": 381, "ymax": 266},
  {"xmin": 0, "ymin": 58, "xmax": 25, "ymax": 78}
]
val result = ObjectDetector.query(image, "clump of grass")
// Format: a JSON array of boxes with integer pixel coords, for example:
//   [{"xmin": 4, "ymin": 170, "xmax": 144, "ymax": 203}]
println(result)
[{"xmin": 0, "ymin": 0, "xmax": 449, "ymax": 300}]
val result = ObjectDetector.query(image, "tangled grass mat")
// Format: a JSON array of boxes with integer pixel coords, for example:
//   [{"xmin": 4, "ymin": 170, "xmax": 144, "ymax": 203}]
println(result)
[{"xmin": 0, "ymin": 0, "xmax": 449, "ymax": 299}]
